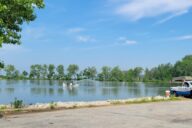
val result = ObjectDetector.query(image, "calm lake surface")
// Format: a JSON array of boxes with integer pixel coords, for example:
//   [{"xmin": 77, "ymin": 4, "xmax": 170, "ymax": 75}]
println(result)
[{"xmin": 0, "ymin": 80, "xmax": 173, "ymax": 104}]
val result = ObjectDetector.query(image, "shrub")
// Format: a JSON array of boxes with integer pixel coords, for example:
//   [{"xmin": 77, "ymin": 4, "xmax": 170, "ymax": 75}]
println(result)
[
  {"xmin": 11, "ymin": 98, "xmax": 23, "ymax": 109},
  {"xmin": 49, "ymin": 102, "xmax": 57, "ymax": 110},
  {"xmin": 0, "ymin": 105, "xmax": 7, "ymax": 110}
]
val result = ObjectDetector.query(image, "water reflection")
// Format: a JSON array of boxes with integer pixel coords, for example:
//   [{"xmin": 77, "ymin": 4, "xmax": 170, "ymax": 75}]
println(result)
[
  {"xmin": 102, "ymin": 87, "xmax": 119, "ymax": 96},
  {"xmin": 57, "ymin": 88, "xmax": 64, "ymax": 95},
  {"xmin": 0, "ymin": 80, "xmax": 171, "ymax": 104},
  {"xmin": 48, "ymin": 80, "xmax": 54, "ymax": 86},
  {"xmin": 5, "ymin": 88, "xmax": 15, "ymax": 94},
  {"xmin": 83, "ymin": 87, "xmax": 96, "ymax": 95},
  {"xmin": 80, "ymin": 79, "xmax": 96, "ymax": 86},
  {"xmin": 66, "ymin": 87, "xmax": 78, "ymax": 96},
  {"xmin": 49, "ymin": 88, "xmax": 54, "ymax": 96},
  {"xmin": 58, "ymin": 80, "xmax": 64, "ymax": 86},
  {"xmin": 5, "ymin": 80, "xmax": 19, "ymax": 85},
  {"xmin": 31, "ymin": 88, "xmax": 47, "ymax": 96},
  {"xmin": 30, "ymin": 80, "xmax": 41, "ymax": 85}
]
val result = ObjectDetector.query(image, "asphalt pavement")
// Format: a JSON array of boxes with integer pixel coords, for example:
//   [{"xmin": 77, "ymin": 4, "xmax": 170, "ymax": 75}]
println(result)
[{"xmin": 1, "ymin": 100, "xmax": 192, "ymax": 128}]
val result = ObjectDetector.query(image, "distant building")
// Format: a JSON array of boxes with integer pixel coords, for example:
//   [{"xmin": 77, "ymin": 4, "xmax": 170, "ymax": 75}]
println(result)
[{"xmin": 172, "ymin": 76, "xmax": 192, "ymax": 83}]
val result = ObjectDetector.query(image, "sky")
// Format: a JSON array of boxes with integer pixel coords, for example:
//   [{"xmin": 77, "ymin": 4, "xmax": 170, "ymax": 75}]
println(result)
[{"xmin": 1, "ymin": 0, "xmax": 192, "ymax": 71}]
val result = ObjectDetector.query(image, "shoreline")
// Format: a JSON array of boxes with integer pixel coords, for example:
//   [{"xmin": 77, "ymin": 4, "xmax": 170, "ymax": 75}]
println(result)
[
  {"xmin": 0, "ymin": 79, "xmax": 171, "ymax": 83},
  {"xmin": 0, "ymin": 96, "xmax": 184, "ymax": 116}
]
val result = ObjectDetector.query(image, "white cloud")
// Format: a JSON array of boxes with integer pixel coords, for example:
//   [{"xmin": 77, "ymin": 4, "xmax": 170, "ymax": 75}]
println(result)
[
  {"xmin": 65, "ymin": 27, "xmax": 96, "ymax": 43},
  {"xmin": 176, "ymin": 35, "xmax": 192, "ymax": 40},
  {"xmin": 76, "ymin": 35, "xmax": 96, "ymax": 43},
  {"xmin": 115, "ymin": 0, "xmax": 192, "ymax": 21},
  {"xmin": 156, "ymin": 10, "xmax": 188, "ymax": 24},
  {"xmin": 67, "ymin": 28, "xmax": 85, "ymax": 33},
  {"xmin": 118, "ymin": 37, "xmax": 137, "ymax": 45},
  {"xmin": 124, "ymin": 40, "xmax": 137, "ymax": 45}
]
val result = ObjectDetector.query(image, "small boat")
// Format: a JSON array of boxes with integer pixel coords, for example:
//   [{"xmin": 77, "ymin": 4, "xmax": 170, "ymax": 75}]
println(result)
[
  {"xmin": 63, "ymin": 83, "xmax": 67, "ymax": 88},
  {"xmin": 63, "ymin": 81, "xmax": 79, "ymax": 88}
]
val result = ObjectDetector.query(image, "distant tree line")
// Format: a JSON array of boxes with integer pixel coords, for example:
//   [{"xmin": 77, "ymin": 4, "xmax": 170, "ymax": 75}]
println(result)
[
  {"xmin": 1, "ymin": 55, "xmax": 192, "ymax": 82},
  {"xmin": 143, "ymin": 55, "xmax": 192, "ymax": 82},
  {"xmin": 0, "ymin": 64, "xmax": 80, "ymax": 80}
]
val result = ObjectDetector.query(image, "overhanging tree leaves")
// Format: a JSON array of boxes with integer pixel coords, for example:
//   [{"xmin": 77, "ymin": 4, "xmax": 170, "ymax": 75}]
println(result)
[
  {"xmin": 0, "ymin": 0, "xmax": 45, "ymax": 47},
  {"xmin": 0, "ymin": 60, "xmax": 4, "ymax": 69}
]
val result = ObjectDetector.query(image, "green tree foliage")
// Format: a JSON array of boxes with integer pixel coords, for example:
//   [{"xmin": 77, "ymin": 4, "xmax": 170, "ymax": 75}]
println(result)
[
  {"xmin": 41, "ymin": 64, "xmax": 47, "ymax": 79},
  {"xmin": 1, "ymin": 55, "xmax": 192, "ymax": 82},
  {"xmin": 0, "ymin": 60, "xmax": 4, "ymax": 77},
  {"xmin": 13, "ymin": 70, "xmax": 20, "ymax": 79},
  {"xmin": 83, "ymin": 67, "xmax": 97, "ymax": 79},
  {"xmin": 133, "ymin": 67, "xmax": 143, "ymax": 81},
  {"xmin": 173, "ymin": 55, "xmax": 192, "ymax": 77},
  {"xmin": 77, "ymin": 71, "xmax": 84, "ymax": 80},
  {"xmin": 36, "ymin": 64, "xmax": 41, "ymax": 79},
  {"xmin": 29, "ymin": 65, "xmax": 35, "ymax": 79},
  {"xmin": 98, "ymin": 66, "xmax": 111, "ymax": 81},
  {"xmin": 47, "ymin": 64, "xmax": 55, "ymax": 79},
  {"xmin": 124, "ymin": 67, "xmax": 143, "ymax": 82},
  {"xmin": 21, "ymin": 70, "xmax": 28, "ymax": 79},
  {"xmin": 143, "ymin": 68, "xmax": 152, "ymax": 81},
  {"xmin": 109, "ymin": 66, "xmax": 124, "ymax": 81},
  {"xmin": 0, "ymin": 0, "xmax": 44, "ymax": 47},
  {"xmin": 56, "ymin": 65, "xmax": 64, "ymax": 80},
  {"xmin": 0, "ymin": 60, "xmax": 4, "ymax": 69},
  {"xmin": 124, "ymin": 69, "xmax": 134, "ymax": 82},
  {"xmin": 29, "ymin": 64, "xmax": 41, "ymax": 79},
  {"xmin": 67, "ymin": 64, "xmax": 79, "ymax": 79},
  {"xmin": 4, "ymin": 65, "xmax": 16, "ymax": 79},
  {"xmin": 0, "ymin": 60, "xmax": 4, "ymax": 76},
  {"xmin": 144, "ymin": 64, "xmax": 173, "ymax": 82}
]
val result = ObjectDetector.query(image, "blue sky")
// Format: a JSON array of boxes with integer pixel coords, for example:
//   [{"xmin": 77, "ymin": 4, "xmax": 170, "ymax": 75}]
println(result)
[{"xmin": 1, "ymin": 0, "xmax": 192, "ymax": 71}]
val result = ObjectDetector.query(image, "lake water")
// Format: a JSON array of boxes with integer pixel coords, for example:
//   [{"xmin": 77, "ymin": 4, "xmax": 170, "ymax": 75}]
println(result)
[{"xmin": 0, "ymin": 80, "xmax": 173, "ymax": 104}]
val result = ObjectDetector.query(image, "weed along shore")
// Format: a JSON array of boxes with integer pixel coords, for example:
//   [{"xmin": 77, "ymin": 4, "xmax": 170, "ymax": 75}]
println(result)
[{"xmin": 0, "ymin": 96, "xmax": 183, "ymax": 116}]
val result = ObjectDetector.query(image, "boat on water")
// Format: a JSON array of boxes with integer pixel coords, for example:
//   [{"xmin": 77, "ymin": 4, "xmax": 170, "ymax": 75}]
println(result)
[{"xmin": 63, "ymin": 81, "xmax": 79, "ymax": 88}]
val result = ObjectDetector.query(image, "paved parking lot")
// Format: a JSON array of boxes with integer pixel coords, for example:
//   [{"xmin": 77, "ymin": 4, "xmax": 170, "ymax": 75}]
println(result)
[{"xmin": 1, "ymin": 100, "xmax": 192, "ymax": 128}]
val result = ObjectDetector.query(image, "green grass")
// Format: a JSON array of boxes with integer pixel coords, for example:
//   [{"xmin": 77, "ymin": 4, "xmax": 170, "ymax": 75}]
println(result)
[
  {"xmin": 0, "ymin": 105, "xmax": 7, "ymax": 110},
  {"xmin": 110, "ymin": 97, "xmax": 182, "ymax": 105},
  {"xmin": 49, "ymin": 102, "xmax": 57, "ymax": 110}
]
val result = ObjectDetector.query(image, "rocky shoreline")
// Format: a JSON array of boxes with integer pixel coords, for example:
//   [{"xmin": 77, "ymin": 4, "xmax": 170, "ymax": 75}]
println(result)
[{"xmin": 0, "ymin": 96, "xmax": 182, "ymax": 115}]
